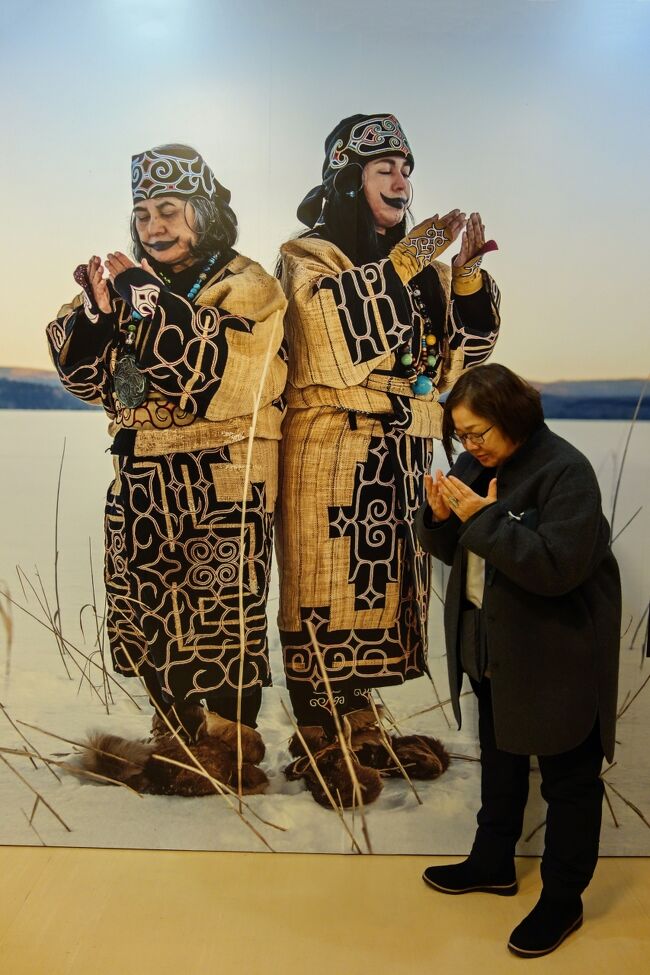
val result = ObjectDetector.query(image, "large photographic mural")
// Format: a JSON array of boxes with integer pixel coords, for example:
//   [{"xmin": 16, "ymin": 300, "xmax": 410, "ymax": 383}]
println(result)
[{"xmin": 0, "ymin": 0, "xmax": 648, "ymax": 855}]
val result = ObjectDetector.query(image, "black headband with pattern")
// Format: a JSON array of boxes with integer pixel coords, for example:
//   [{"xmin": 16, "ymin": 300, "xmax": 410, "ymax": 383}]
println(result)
[
  {"xmin": 131, "ymin": 144, "xmax": 231, "ymax": 205},
  {"xmin": 297, "ymin": 113, "xmax": 414, "ymax": 227},
  {"xmin": 326, "ymin": 114, "xmax": 414, "ymax": 174}
]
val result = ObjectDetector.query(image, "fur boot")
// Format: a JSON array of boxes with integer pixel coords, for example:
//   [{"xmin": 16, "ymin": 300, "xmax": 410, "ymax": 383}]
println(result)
[
  {"xmin": 285, "ymin": 725, "xmax": 383, "ymax": 808},
  {"xmin": 80, "ymin": 708, "xmax": 269, "ymax": 797},
  {"xmin": 343, "ymin": 707, "xmax": 450, "ymax": 780}
]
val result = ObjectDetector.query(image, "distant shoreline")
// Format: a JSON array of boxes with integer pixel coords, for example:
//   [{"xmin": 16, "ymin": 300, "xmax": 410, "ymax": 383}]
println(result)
[{"xmin": 1, "ymin": 368, "xmax": 648, "ymax": 420}]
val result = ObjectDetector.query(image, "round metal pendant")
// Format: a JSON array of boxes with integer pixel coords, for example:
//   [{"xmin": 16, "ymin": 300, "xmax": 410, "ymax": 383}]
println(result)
[{"xmin": 114, "ymin": 353, "xmax": 149, "ymax": 408}]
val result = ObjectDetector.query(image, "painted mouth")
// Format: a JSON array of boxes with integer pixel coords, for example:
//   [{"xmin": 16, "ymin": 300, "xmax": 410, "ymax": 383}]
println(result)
[
  {"xmin": 144, "ymin": 239, "xmax": 179, "ymax": 252},
  {"xmin": 381, "ymin": 193, "xmax": 408, "ymax": 210}
]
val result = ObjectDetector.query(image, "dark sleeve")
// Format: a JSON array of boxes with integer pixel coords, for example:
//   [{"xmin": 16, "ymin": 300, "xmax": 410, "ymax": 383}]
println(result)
[
  {"xmin": 459, "ymin": 461, "xmax": 611, "ymax": 597},
  {"xmin": 415, "ymin": 502, "xmax": 460, "ymax": 565},
  {"xmin": 113, "ymin": 265, "xmax": 286, "ymax": 420},
  {"xmin": 45, "ymin": 292, "xmax": 119, "ymax": 411},
  {"xmin": 447, "ymin": 270, "xmax": 501, "ymax": 367}
]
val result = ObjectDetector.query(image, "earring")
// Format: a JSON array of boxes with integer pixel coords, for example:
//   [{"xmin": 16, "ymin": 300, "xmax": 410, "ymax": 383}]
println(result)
[{"xmin": 333, "ymin": 164, "xmax": 363, "ymax": 199}]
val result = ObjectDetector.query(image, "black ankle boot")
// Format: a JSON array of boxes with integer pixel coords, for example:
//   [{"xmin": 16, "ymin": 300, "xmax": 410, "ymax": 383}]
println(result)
[
  {"xmin": 508, "ymin": 891, "xmax": 583, "ymax": 957},
  {"xmin": 422, "ymin": 858, "xmax": 517, "ymax": 896}
]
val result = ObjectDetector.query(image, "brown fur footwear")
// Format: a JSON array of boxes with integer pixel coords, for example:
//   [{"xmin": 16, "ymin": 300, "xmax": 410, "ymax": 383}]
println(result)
[
  {"xmin": 344, "ymin": 708, "xmax": 450, "ymax": 780},
  {"xmin": 150, "ymin": 703, "xmax": 206, "ymax": 743},
  {"xmin": 285, "ymin": 726, "xmax": 383, "ymax": 808},
  {"xmin": 80, "ymin": 710, "xmax": 269, "ymax": 797}
]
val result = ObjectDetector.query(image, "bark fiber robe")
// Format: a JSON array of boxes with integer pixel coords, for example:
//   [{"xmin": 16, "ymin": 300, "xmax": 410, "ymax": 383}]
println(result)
[{"xmin": 277, "ymin": 237, "xmax": 500, "ymax": 704}]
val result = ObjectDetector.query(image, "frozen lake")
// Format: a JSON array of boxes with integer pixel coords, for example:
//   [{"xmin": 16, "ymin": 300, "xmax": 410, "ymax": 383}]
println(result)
[{"xmin": 0, "ymin": 410, "xmax": 648, "ymax": 854}]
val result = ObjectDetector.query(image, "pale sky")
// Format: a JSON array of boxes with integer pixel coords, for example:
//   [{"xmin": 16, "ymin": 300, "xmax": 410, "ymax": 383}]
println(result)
[{"xmin": 1, "ymin": 0, "xmax": 649, "ymax": 379}]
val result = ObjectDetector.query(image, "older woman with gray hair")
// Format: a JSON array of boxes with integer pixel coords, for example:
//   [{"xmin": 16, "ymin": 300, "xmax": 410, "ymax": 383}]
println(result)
[
  {"xmin": 415, "ymin": 363, "xmax": 621, "ymax": 958},
  {"xmin": 46, "ymin": 144, "xmax": 287, "ymax": 795}
]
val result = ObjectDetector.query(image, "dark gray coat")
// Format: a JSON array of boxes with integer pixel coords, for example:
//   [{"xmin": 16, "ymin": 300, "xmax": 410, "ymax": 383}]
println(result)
[{"xmin": 415, "ymin": 424, "xmax": 621, "ymax": 761}]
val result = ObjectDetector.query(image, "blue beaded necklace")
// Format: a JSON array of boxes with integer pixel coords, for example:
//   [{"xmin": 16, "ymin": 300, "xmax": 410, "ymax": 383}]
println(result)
[
  {"xmin": 396, "ymin": 283, "xmax": 439, "ymax": 397},
  {"xmin": 129, "ymin": 253, "xmax": 219, "ymax": 326}
]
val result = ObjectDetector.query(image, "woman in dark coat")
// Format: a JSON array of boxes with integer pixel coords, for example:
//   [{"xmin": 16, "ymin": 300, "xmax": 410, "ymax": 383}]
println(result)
[{"xmin": 414, "ymin": 363, "xmax": 621, "ymax": 958}]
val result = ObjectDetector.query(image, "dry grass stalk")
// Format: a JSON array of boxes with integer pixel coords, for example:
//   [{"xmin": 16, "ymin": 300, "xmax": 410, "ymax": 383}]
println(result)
[
  {"xmin": 0, "ymin": 752, "xmax": 71, "ymax": 832},
  {"xmin": 0, "ymin": 702, "xmax": 60, "ymax": 781},
  {"xmin": 611, "ymin": 506, "xmax": 643, "ymax": 545},
  {"xmin": 4, "ymin": 584, "xmax": 141, "ymax": 710},
  {"xmin": 628, "ymin": 604, "xmax": 649, "ymax": 666},
  {"xmin": 17, "ymin": 719, "xmax": 138, "ymax": 767},
  {"xmin": 603, "ymin": 787, "xmax": 620, "ymax": 828},
  {"xmin": 374, "ymin": 691, "xmax": 403, "ymax": 735},
  {"xmin": 87, "ymin": 538, "xmax": 113, "ymax": 709},
  {"xmin": 22, "ymin": 805, "xmax": 47, "ymax": 846},
  {"xmin": 147, "ymin": 750, "xmax": 286, "ymax": 834},
  {"xmin": 403, "ymin": 689, "xmax": 473, "ymax": 723},
  {"xmin": 604, "ymin": 780, "xmax": 650, "ymax": 831},
  {"xmin": 16, "ymin": 563, "xmax": 71, "ymax": 679},
  {"xmin": 617, "ymin": 672, "xmax": 650, "ymax": 720},
  {"xmin": 610, "ymin": 376, "xmax": 648, "ymax": 540},
  {"xmin": 235, "ymin": 323, "xmax": 278, "ymax": 804},
  {"xmin": 119, "ymin": 645, "xmax": 279, "ymax": 850},
  {"xmin": 52, "ymin": 439, "xmax": 69, "ymax": 673},
  {"xmin": 425, "ymin": 671, "xmax": 452, "ymax": 730},
  {"xmin": 0, "ymin": 580, "xmax": 13, "ymax": 681},
  {"xmin": 367, "ymin": 696, "xmax": 422, "ymax": 805},
  {"xmin": 524, "ymin": 819, "xmax": 546, "ymax": 843},
  {"xmin": 306, "ymin": 620, "xmax": 373, "ymax": 854},
  {"xmin": 0, "ymin": 745, "xmax": 144, "ymax": 796},
  {"xmin": 15, "ymin": 566, "xmax": 102, "ymax": 700},
  {"xmin": 448, "ymin": 752, "xmax": 480, "ymax": 763},
  {"xmin": 279, "ymin": 699, "xmax": 363, "ymax": 854}
]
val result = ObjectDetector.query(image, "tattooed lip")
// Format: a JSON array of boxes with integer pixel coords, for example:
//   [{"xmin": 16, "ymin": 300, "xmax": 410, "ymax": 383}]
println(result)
[
  {"xmin": 381, "ymin": 194, "xmax": 408, "ymax": 209},
  {"xmin": 144, "ymin": 239, "xmax": 179, "ymax": 251}
]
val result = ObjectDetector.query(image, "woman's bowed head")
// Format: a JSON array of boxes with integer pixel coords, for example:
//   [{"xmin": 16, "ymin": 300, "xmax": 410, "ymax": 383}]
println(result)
[
  {"xmin": 81, "ymin": 143, "xmax": 238, "ymax": 312},
  {"xmin": 424, "ymin": 364, "xmax": 545, "ymax": 523}
]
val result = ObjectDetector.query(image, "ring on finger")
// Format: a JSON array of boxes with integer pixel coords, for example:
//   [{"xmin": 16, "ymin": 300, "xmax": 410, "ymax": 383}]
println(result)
[{"xmin": 448, "ymin": 495, "xmax": 460, "ymax": 508}]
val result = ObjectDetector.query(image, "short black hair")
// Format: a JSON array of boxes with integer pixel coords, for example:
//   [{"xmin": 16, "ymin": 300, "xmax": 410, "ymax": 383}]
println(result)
[{"xmin": 442, "ymin": 363, "xmax": 544, "ymax": 462}]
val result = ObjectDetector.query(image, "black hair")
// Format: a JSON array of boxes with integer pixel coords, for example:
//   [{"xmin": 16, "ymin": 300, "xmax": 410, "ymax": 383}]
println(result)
[
  {"xmin": 441, "ymin": 363, "xmax": 545, "ymax": 463},
  {"xmin": 315, "ymin": 178, "xmax": 409, "ymax": 265},
  {"xmin": 130, "ymin": 195, "xmax": 238, "ymax": 264}
]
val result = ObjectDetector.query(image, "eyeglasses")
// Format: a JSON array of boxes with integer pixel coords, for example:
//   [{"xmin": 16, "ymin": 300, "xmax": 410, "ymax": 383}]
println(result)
[{"xmin": 453, "ymin": 424, "xmax": 494, "ymax": 446}]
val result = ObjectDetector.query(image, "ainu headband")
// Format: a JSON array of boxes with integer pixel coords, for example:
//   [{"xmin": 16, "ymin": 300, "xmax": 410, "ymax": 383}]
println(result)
[
  {"xmin": 327, "ymin": 114, "xmax": 414, "ymax": 174},
  {"xmin": 297, "ymin": 113, "xmax": 414, "ymax": 227},
  {"xmin": 131, "ymin": 144, "xmax": 231, "ymax": 205}
]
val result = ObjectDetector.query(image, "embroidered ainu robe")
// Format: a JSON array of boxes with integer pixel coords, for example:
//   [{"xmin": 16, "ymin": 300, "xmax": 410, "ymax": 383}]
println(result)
[
  {"xmin": 46, "ymin": 254, "xmax": 287, "ymax": 705},
  {"xmin": 277, "ymin": 236, "xmax": 500, "ymax": 702}
]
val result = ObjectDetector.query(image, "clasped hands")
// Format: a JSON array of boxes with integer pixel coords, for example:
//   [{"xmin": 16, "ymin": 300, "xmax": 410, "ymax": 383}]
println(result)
[
  {"xmin": 424, "ymin": 470, "xmax": 497, "ymax": 523},
  {"xmin": 83, "ymin": 253, "xmax": 159, "ymax": 315},
  {"xmin": 390, "ymin": 211, "xmax": 490, "ymax": 284}
]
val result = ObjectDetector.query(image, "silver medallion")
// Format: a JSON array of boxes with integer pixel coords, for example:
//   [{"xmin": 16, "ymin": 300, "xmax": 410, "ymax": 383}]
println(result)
[{"xmin": 114, "ymin": 353, "xmax": 149, "ymax": 408}]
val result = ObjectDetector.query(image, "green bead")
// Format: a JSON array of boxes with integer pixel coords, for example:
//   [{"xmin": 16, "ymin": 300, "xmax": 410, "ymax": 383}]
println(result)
[
  {"xmin": 400, "ymin": 352, "xmax": 414, "ymax": 366},
  {"xmin": 127, "ymin": 323, "xmax": 137, "ymax": 333},
  {"xmin": 427, "ymin": 355, "xmax": 437, "ymax": 367}
]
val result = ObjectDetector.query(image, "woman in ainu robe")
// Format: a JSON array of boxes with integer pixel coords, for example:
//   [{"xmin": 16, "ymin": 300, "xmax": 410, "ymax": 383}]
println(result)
[
  {"xmin": 46, "ymin": 145, "xmax": 287, "ymax": 795},
  {"xmin": 277, "ymin": 114, "xmax": 501, "ymax": 804}
]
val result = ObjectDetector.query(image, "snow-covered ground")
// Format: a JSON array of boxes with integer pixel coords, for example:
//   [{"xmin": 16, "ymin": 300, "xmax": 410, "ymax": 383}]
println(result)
[{"xmin": 0, "ymin": 411, "xmax": 648, "ymax": 854}]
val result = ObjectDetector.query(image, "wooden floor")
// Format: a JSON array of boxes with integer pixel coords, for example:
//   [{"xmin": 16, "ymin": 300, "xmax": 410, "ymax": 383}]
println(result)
[{"xmin": 1, "ymin": 849, "xmax": 648, "ymax": 974}]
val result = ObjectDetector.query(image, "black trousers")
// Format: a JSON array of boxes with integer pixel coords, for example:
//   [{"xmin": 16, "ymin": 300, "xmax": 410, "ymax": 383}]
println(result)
[
  {"xmin": 287, "ymin": 679, "xmax": 372, "ymax": 735},
  {"xmin": 469, "ymin": 677, "xmax": 604, "ymax": 899},
  {"xmin": 142, "ymin": 664, "xmax": 263, "ymax": 728}
]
